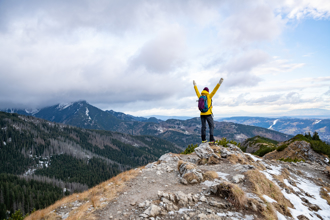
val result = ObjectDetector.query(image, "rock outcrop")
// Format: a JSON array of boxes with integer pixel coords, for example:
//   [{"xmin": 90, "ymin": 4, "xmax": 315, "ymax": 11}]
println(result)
[
  {"xmin": 26, "ymin": 144, "xmax": 330, "ymax": 220},
  {"xmin": 264, "ymin": 140, "xmax": 329, "ymax": 165}
]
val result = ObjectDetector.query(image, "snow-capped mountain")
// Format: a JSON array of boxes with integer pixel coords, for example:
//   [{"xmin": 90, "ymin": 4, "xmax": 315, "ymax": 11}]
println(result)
[{"xmin": 219, "ymin": 116, "xmax": 330, "ymax": 142}]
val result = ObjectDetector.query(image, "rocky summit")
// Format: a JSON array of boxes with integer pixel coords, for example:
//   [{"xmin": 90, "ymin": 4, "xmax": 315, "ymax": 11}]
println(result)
[{"xmin": 27, "ymin": 142, "xmax": 330, "ymax": 220}]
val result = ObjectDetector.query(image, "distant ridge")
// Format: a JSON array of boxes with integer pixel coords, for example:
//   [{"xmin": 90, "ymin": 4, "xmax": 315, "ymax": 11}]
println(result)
[{"xmin": 1, "ymin": 101, "xmax": 292, "ymax": 147}]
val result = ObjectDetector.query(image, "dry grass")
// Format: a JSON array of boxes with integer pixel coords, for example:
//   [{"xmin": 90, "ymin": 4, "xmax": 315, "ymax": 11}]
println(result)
[
  {"xmin": 320, "ymin": 187, "xmax": 330, "ymax": 205},
  {"xmin": 213, "ymin": 181, "xmax": 247, "ymax": 208},
  {"xmin": 203, "ymin": 171, "xmax": 218, "ymax": 181},
  {"xmin": 25, "ymin": 168, "xmax": 142, "ymax": 220},
  {"xmin": 183, "ymin": 172, "xmax": 200, "ymax": 183},
  {"xmin": 245, "ymin": 170, "xmax": 293, "ymax": 218},
  {"xmin": 185, "ymin": 164, "xmax": 196, "ymax": 170},
  {"xmin": 274, "ymin": 168, "xmax": 291, "ymax": 183},
  {"xmin": 325, "ymin": 166, "xmax": 330, "ymax": 178},
  {"xmin": 177, "ymin": 160, "xmax": 184, "ymax": 170},
  {"xmin": 177, "ymin": 160, "xmax": 196, "ymax": 175},
  {"xmin": 197, "ymin": 158, "xmax": 208, "ymax": 165},
  {"xmin": 210, "ymin": 146, "xmax": 221, "ymax": 153},
  {"xmin": 207, "ymin": 155, "xmax": 222, "ymax": 164}
]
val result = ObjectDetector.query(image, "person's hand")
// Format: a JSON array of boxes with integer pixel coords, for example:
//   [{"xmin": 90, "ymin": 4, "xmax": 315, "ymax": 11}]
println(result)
[
  {"xmin": 193, "ymin": 80, "xmax": 196, "ymax": 86},
  {"xmin": 219, "ymin": 78, "xmax": 224, "ymax": 85}
]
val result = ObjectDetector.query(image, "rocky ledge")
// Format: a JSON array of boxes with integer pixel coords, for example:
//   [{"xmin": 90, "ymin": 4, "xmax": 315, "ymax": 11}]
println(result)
[{"xmin": 27, "ymin": 143, "xmax": 330, "ymax": 220}]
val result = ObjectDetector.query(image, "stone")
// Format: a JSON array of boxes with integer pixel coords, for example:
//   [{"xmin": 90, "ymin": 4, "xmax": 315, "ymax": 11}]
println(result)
[
  {"xmin": 158, "ymin": 153, "xmax": 180, "ymax": 162},
  {"xmin": 166, "ymin": 167, "xmax": 174, "ymax": 172},
  {"xmin": 209, "ymin": 200, "xmax": 227, "ymax": 209},
  {"xmin": 180, "ymin": 177, "xmax": 188, "ymax": 185},
  {"xmin": 195, "ymin": 143, "xmax": 214, "ymax": 159},
  {"xmin": 143, "ymin": 204, "xmax": 162, "ymax": 217},
  {"xmin": 308, "ymin": 204, "xmax": 321, "ymax": 211},
  {"xmin": 176, "ymin": 191, "xmax": 188, "ymax": 206},
  {"xmin": 138, "ymin": 200, "xmax": 150, "ymax": 208},
  {"xmin": 145, "ymin": 163, "xmax": 156, "ymax": 169},
  {"xmin": 199, "ymin": 196, "xmax": 207, "ymax": 202},
  {"xmin": 197, "ymin": 213, "xmax": 222, "ymax": 220},
  {"xmin": 297, "ymin": 215, "xmax": 310, "ymax": 220},
  {"xmin": 232, "ymin": 174, "xmax": 245, "ymax": 184}
]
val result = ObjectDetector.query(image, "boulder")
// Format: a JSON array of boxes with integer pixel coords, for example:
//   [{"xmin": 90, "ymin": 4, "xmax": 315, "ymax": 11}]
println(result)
[
  {"xmin": 158, "ymin": 153, "xmax": 180, "ymax": 162},
  {"xmin": 232, "ymin": 174, "xmax": 245, "ymax": 184},
  {"xmin": 143, "ymin": 204, "xmax": 162, "ymax": 217},
  {"xmin": 195, "ymin": 143, "xmax": 214, "ymax": 159}
]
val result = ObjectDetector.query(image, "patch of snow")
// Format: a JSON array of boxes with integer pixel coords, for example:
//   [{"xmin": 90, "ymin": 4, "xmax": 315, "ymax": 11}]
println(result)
[
  {"xmin": 277, "ymin": 211, "xmax": 287, "ymax": 220},
  {"xmin": 202, "ymin": 180, "xmax": 218, "ymax": 187},
  {"xmin": 85, "ymin": 107, "xmax": 91, "ymax": 120},
  {"xmin": 313, "ymin": 120, "xmax": 322, "ymax": 125},
  {"xmin": 262, "ymin": 165, "xmax": 330, "ymax": 220},
  {"xmin": 3, "ymin": 141, "xmax": 6, "ymax": 146},
  {"xmin": 157, "ymin": 127, "xmax": 164, "ymax": 133},
  {"xmin": 262, "ymin": 195, "xmax": 277, "ymax": 203},
  {"xmin": 184, "ymin": 131, "xmax": 189, "ymax": 134},
  {"xmin": 268, "ymin": 119, "xmax": 279, "ymax": 129},
  {"xmin": 245, "ymin": 153, "xmax": 262, "ymax": 162},
  {"xmin": 57, "ymin": 102, "xmax": 73, "ymax": 110},
  {"xmin": 262, "ymin": 163, "xmax": 282, "ymax": 176},
  {"xmin": 246, "ymin": 193, "xmax": 260, "ymax": 199},
  {"xmin": 325, "ymin": 158, "xmax": 329, "ymax": 163},
  {"xmin": 25, "ymin": 108, "xmax": 39, "ymax": 115},
  {"xmin": 23, "ymin": 168, "xmax": 36, "ymax": 176},
  {"xmin": 177, "ymin": 208, "xmax": 194, "ymax": 214},
  {"xmin": 61, "ymin": 212, "xmax": 69, "ymax": 219},
  {"xmin": 168, "ymin": 211, "xmax": 174, "ymax": 215},
  {"xmin": 216, "ymin": 172, "xmax": 230, "ymax": 181},
  {"xmin": 216, "ymin": 212, "xmax": 244, "ymax": 219}
]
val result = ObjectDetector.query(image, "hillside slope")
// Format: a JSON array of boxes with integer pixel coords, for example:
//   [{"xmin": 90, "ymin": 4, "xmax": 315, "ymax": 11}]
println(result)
[
  {"xmin": 26, "ymin": 142, "xmax": 330, "ymax": 220},
  {"xmin": 0, "ymin": 112, "xmax": 181, "ymax": 216}
]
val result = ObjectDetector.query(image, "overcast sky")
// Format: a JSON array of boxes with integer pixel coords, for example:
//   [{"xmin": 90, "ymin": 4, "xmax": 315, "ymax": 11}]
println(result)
[{"xmin": 0, "ymin": 0, "xmax": 329, "ymax": 117}]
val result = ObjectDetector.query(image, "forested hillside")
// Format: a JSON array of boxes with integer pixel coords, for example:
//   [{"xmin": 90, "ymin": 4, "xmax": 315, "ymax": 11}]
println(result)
[{"xmin": 0, "ymin": 112, "xmax": 181, "ymax": 217}]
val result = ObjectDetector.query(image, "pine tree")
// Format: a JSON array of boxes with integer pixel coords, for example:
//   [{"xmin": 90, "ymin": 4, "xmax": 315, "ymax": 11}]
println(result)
[{"xmin": 312, "ymin": 131, "xmax": 320, "ymax": 141}]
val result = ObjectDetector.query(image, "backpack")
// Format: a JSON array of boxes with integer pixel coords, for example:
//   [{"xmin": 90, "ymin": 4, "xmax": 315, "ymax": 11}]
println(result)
[{"xmin": 198, "ymin": 95, "xmax": 211, "ymax": 113}]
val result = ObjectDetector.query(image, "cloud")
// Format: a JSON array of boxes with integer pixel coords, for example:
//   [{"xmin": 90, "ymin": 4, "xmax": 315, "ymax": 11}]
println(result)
[
  {"xmin": 129, "ymin": 26, "xmax": 186, "ymax": 73},
  {"xmin": 222, "ymin": 72, "xmax": 263, "ymax": 88},
  {"xmin": 220, "ymin": 2, "xmax": 284, "ymax": 46},
  {"xmin": 221, "ymin": 91, "xmax": 317, "ymax": 107},
  {"xmin": 252, "ymin": 58, "xmax": 305, "ymax": 76},
  {"xmin": 0, "ymin": 0, "xmax": 329, "ymax": 113},
  {"xmin": 324, "ymin": 87, "xmax": 330, "ymax": 96},
  {"xmin": 221, "ymin": 50, "xmax": 270, "ymax": 73},
  {"xmin": 279, "ymin": 0, "xmax": 330, "ymax": 20}
]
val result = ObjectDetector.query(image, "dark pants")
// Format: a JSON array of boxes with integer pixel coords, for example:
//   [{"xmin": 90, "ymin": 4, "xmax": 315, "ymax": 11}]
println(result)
[{"xmin": 201, "ymin": 115, "xmax": 214, "ymax": 142}]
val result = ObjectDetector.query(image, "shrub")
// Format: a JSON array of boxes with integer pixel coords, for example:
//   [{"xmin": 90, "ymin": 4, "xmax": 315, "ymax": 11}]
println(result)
[
  {"xmin": 277, "ymin": 143, "xmax": 289, "ymax": 152},
  {"xmin": 253, "ymin": 146, "xmax": 277, "ymax": 157},
  {"xmin": 215, "ymin": 137, "xmax": 239, "ymax": 147},
  {"xmin": 279, "ymin": 158, "xmax": 305, "ymax": 163},
  {"xmin": 181, "ymin": 144, "xmax": 198, "ymax": 154}
]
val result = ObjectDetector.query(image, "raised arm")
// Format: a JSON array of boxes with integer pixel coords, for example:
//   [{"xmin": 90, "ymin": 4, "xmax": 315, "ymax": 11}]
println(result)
[
  {"xmin": 193, "ymin": 80, "xmax": 201, "ymax": 98},
  {"xmin": 210, "ymin": 78, "xmax": 223, "ymax": 98}
]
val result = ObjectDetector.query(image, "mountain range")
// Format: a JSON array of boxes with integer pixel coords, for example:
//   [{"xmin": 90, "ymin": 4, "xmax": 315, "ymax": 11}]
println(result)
[
  {"xmin": 219, "ymin": 116, "xmax": 330, "ymax": 142},
  {"xmin": 1, "ymin": 101, "xmax": 292, "ymax": 147}
]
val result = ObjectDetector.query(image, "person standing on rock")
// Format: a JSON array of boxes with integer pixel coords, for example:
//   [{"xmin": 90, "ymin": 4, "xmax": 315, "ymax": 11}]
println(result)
[{"xmin": 193, "ymin": 77, "xmax": 223, "ymax": 143}]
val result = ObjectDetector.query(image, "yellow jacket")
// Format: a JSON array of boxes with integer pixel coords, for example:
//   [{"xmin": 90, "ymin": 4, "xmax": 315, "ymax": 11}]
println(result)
[{"xmin": 194, "ymin": 83, "xmax": 220, "ymax": 115}]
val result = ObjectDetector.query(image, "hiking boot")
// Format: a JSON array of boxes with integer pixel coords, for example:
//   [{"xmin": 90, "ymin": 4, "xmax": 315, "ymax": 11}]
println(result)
[
  {"xmin": 202, "ymin": 140, "xmax": 207, "ymax": 143},
  {"xmin": 208, "ymin": 141, "xmax": 215, "ymax": 145}
]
